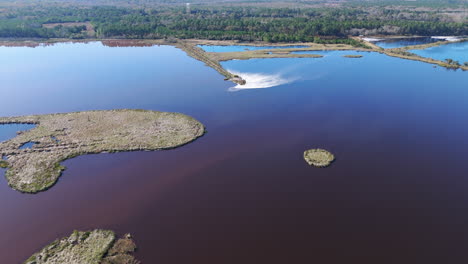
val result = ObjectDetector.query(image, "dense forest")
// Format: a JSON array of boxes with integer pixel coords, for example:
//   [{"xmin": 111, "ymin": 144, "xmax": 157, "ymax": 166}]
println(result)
[{"xmin": 0, "ymin": 1, "xmax": 466, "ymax": 44}]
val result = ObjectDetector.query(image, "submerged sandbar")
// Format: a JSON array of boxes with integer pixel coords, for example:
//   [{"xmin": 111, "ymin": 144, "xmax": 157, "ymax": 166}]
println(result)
[{"xmin": 0, "ymin": 109, "xmax": 205, "ymax": 193}]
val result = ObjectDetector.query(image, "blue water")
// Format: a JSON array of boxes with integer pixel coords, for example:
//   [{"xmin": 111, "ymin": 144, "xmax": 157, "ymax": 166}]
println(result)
[
  {"xmin": 410, "ymin": 41, "xmax": 468, "ymax": 64},
  {"xmin": 0, "ymin": 42, "xmax": 225, "ymax": 117},
  {"xmin": 224, "ymin": 50, "xmax": 372, "ymax": 90},
  {"xmin": 1, "ymin": 42, "xmax": 468, "ymax": 264},
  {"xmin": 198, "ymin": 45, "xmax": 309, "ymax": 52},
  {"xmin": 373, "ymin": 37, "xmax": 443, "ymax": 49},
  {"xmin": 19, "ymin": 142, "xmax": 36, "ymax": 149},
  {"xmin": 0, "ymin": 124, "xmax": 35, "ymax": 142}
]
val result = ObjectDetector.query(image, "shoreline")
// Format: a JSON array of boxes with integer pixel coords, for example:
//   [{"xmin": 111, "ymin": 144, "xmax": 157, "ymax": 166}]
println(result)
[
  {"xmin": 359, "ymin": 37, "xmax": 468, "ymax": 71},
  {"xmin": 0, "ymin": 37, "xmax": 465, "ymax": 86}
]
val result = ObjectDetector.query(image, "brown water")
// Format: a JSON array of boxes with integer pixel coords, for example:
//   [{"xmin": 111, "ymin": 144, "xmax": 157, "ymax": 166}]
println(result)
[{"xmin": 1, "ymin": 43, "xmax": 468, "ymax": 263}]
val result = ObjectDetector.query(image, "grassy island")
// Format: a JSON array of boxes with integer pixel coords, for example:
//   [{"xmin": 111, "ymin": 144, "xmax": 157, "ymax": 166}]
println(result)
[
  {"xmin": 24, "ymin": 230, "xmax": 140, "ymax": 264},
  {"xmin": 304, "ymin": 149, "xmax": 335, "ymax": 168},
  {"xmin": 0, "ymin": 109, "xmax": 205, "ymax": 193}
]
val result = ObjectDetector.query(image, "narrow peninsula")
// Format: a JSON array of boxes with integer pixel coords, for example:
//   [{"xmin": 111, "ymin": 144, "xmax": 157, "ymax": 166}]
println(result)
[
  {"xmin": 0, "ymin": 109, "xmax": 205, "ymax": 193},
  {"xmin": 24, "ymin": 229, "xmax": 140, "ymax": 264}
]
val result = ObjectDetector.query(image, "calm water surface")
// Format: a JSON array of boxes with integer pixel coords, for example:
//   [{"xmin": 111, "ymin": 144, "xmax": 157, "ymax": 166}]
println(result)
[
  {"xmin": 1, "ymin": 42, "xmax": 468, "ymax": 264},
  {"xmin": 410, "ymin": 41, "xmax": 468, "ymax": 64},
  {"xmin": 0, "ymin": 124, "xmax": 35, "ymax": 142},
  {"xmin": 198, "ymin": 45, "xmax": 308, "ymax": 52}
]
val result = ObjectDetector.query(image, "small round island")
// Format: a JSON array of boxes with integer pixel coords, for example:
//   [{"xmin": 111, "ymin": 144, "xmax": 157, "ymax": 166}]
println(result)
[{"xmin": 303, "ymin": 148, "xmax": 335, "ymax": 167}]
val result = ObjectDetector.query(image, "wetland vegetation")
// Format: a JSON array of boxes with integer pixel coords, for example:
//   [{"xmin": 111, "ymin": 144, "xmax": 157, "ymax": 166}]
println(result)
[
  {"xmin": 304, "ymin": 149, "xmax": 335, "ymax": 168},
  {"xmin": 0, "ymin": 110, "xmax": 205, "ymax": 193},
  {"xmin": 24, "ymin": 230, "xmax": 139, "ymax": 264}
]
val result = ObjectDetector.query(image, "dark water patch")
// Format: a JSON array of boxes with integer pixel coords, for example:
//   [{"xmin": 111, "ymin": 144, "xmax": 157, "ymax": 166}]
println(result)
[{"xmin": 373, "ymin": 37, "xmax": 444, "ymax": 49}]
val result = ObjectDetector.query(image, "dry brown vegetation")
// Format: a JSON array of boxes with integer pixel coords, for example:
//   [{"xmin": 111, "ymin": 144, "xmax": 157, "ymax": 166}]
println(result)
[
  {"xmin": 0, "ymin": 109, "xmax": 205, "ymax": 193},
  {"xmin": 304, "ymin": 149, "xmax": 335, "ymax": 168},
  {"xmin": 24, "ymin": 230, "xmax": 140, "ymax": 264}
]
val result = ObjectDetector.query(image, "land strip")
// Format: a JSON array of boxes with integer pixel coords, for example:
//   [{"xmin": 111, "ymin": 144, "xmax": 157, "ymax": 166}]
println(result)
[
  {"xmin": 175, "ymin": 40, "xmax": 246, "ymax": 85},
  {"xmin": 209, "ymin": 50, "xmax": 324, "ymax": 61}
]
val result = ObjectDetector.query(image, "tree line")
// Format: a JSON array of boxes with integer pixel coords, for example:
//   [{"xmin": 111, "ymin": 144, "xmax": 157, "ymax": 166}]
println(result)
[{"xmin": 0, "ymin": 5, "xmax": 466, "ymax": 44}]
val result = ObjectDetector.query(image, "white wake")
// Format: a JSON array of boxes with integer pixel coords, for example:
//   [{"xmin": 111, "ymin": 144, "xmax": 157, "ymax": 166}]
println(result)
[
  {"xmin": 361, "ymin": 37, "xmax": 384, "ymax": 42},
  {"xmin": 227, "ymin": 70, "xmax": 295, "ymax": 91},
  {"xmin": 431, "ymin": 36, "xmax": 461, "ymax": 42}
]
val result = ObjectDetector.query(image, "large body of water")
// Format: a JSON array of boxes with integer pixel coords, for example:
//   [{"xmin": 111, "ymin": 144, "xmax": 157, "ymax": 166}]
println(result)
[{"xmin": 1, "ymin": 42, "xmax": 468, "ymax": 263}]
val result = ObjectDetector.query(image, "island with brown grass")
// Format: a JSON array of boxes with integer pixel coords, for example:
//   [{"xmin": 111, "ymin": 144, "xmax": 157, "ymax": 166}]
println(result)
[
  {"xmin": 304, "ymin": 149, "xmax": 335, "ymax": 168},
  {"xmin": 0, "ymin": 109, "xmax": 205, "ymax": 193},
  {"xmin": 24, "ymin": 229, "xmax": 139, "ymax": 264}
]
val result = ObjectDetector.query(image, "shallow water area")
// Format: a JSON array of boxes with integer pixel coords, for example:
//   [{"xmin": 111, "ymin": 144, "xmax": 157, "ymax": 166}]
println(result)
[
  {"xmin": 1, "ymin": 42, "xmax": 468, "ymax": 264},
  {"xmin": 0, "ymin": 124, "xmax": 36, "ymax": 142},
  {"xmin": 18, "ymin": 142, "xmax": 36, "ymax": 149}
]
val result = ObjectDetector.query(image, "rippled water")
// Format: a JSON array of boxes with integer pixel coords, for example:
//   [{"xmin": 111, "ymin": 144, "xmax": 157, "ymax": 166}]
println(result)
[{"xmin": 1, "ymin": 42, "xmax": 468, "ymax": 264}]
